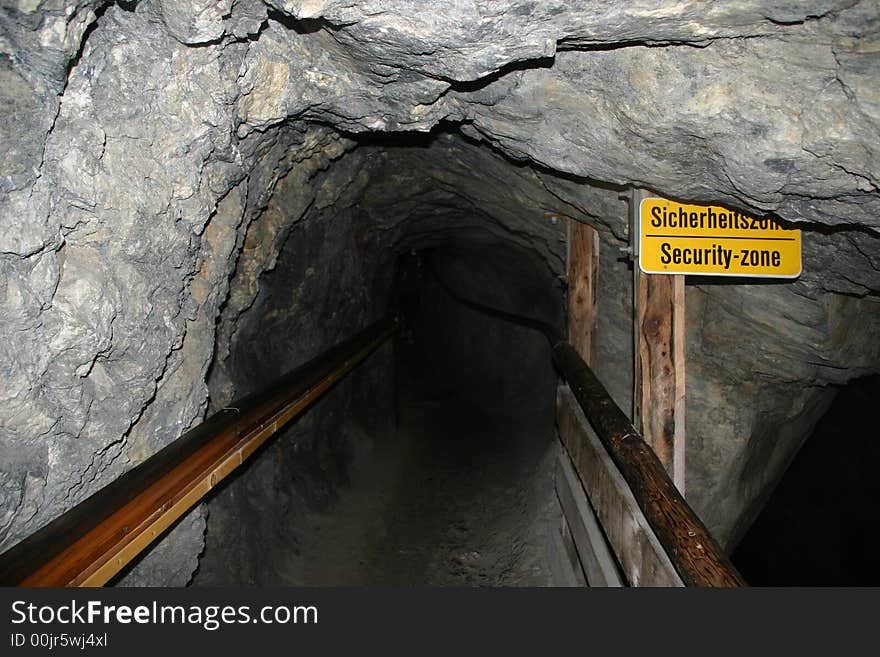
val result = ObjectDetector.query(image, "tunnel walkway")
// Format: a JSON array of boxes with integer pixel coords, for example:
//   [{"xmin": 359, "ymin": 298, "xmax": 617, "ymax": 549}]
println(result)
[{"xmin": 279, "ymin": 362, "xmax": 557, "ymax": 586}]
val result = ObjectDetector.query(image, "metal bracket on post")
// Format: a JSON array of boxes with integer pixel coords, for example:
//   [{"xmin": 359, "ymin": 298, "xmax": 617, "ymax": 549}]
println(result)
[
  {"xmin": 617, "ymin": 189, "xmax": 640, "ymax": 263},
  {"xmin": 622, "ymin": 186, "xmax": 646, "ymax": 429}
]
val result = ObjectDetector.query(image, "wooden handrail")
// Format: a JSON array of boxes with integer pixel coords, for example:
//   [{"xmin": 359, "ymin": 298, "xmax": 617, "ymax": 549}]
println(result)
[
  {"xmin": 553, "ymin": 342, "xmax": 745, "ymax": 587},
  {"xmin": 0, "ymin": 316, "xmax": 399, "ymax": 587}
]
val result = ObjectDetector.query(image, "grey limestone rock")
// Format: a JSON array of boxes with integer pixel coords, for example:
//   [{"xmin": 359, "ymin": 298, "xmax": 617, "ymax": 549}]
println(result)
[{"xmin": 0, "ymin": 0, "xmax": 878, "ymax": 582}]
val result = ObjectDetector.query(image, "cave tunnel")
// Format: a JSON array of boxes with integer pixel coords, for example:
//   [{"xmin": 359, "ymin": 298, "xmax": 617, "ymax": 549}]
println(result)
[
  {"xmin": 2, "ymin": 1, "xmax": 880, "ymax": 589},
  {"xmin": 191, "ymin": 134, "xmax": 573, "ymax": 586}
]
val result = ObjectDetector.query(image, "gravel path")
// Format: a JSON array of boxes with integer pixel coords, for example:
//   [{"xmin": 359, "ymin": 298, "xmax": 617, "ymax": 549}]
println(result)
[{"xmin": 278, "ymin": 377, "xmax": 558, "ymax": 586}]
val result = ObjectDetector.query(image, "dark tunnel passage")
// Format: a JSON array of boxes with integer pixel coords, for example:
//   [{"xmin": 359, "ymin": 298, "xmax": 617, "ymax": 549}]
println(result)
[
  {"xmin": 732, "ymin": 375, "xmax": 880, "ymax": 586},
  {"xmin": 196, "ymin": 236, "xmax": 566, "ymax": 586},
  {"xmin": 179, "ymin": 129, "xmax": 588, "ymax": 586}
]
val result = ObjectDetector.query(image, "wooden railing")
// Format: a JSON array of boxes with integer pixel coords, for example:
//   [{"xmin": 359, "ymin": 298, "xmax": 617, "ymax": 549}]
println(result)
[
  {"xmin": 553, "ymin": 343, "xmax": 745, "ymax": 587},
  {"xmin": 0, "ymin": 316, "xmax": 398, "ymax": 587}
]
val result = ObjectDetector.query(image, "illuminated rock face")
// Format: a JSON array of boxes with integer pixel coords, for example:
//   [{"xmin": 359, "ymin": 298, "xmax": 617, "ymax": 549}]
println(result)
[{"xmin": 0, "ymin": 1, "xmax": 878, "ymax": 583}]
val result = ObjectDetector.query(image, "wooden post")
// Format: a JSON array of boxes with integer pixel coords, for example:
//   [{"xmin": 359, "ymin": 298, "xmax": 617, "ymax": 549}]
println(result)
[
  {"xmin": 563, "ymin": 216, "xmax": 599, "ymax": 366},
  {"xmin": 629, "ymin": 189, "xmax": 686, "ymax": 494}
]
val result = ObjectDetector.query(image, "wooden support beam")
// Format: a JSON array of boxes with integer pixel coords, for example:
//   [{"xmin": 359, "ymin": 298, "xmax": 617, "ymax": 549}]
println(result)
[
  {"xmin": 629, "ymin": 188, "xmax": 687, "ymax": 493},
  {"xmin": 634, "ymin": 272, "xmax": 686, "ymax": 489},
  {"xmin": 565, "ymin": 218, "xmax": 599, "ymax": 367}
]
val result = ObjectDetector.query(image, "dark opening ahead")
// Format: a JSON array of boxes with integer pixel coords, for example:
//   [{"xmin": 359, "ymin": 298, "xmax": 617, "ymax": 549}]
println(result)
[
  {"xmin": 732, "ymin": 375, "xmax": 880, "ymax": 585},
  {"xmin": 219, "ymin": 244, "xmax": 565, "ymax": 585}
]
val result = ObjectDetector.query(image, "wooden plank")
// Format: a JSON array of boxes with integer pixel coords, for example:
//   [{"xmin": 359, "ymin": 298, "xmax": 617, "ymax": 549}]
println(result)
[
  {"xmin": 672, "ymin": 274, "xmax": 686, "ymax": 490},
  {"xmin": 549, "ymin": 512, "xmax": 587, "ymax": 587},
  {"xmin": 630, "ymin": 188, "xmax": 686, "ymax": 493},
  {"xmin": 559, "ymin": 510, "xmax": 589, "ymax": 587},
  {"xmin": 555, "ymin": 453, "xmax": 624, "ymax": 587},
  {"xmin": 557, "ymin": 385, "xmax": 684, "ymax": 587},
  {"xmin": 566, "ymin": 219, "xmax": 599, "ymax": 367}
]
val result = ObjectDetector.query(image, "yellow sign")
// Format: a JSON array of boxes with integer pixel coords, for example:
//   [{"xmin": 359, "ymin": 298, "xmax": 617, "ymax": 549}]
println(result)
[{"xmin": 639, "ymin": 198, "xmax": 801, "ymax": 278}]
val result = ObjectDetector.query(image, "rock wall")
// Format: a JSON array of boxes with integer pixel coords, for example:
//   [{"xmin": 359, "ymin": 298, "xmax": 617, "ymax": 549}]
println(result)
[
  {"xmin": 197, "ymin": 183, "xmax": 395, "ymax": 584},
  {"xmin": 0, "ymin": 0, "xmax": 878, "ymax": 582}
]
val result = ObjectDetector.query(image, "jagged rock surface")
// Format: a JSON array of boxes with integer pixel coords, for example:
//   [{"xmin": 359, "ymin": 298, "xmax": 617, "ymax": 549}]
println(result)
[{"xmin": 0, "ymin": 0, "xmax": 878, "ymax": 582}]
